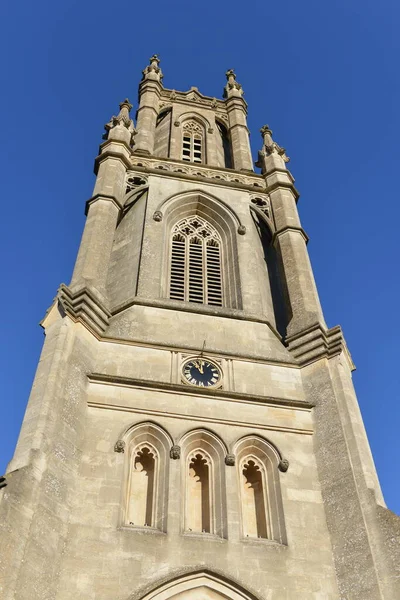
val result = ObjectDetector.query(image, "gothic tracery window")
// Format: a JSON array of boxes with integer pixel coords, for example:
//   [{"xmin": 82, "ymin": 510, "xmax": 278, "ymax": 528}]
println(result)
[
  {"xmin": 187, "ymin": 452, "xmax": 212, "ymax": 533},
  {"xmin": 181, "ymin": 120, "xmax": 203, "ymax": 163},
  {"xmin": 241, "ymin": 458, "xmax": 268, "ymax": 539},
  {"xmin": 127, "ymin": 444, "xmax": 158, "ymax": 527},
  {"xmin": 169, "ymin": 216, "xmax": 223, "ymax": 306}
]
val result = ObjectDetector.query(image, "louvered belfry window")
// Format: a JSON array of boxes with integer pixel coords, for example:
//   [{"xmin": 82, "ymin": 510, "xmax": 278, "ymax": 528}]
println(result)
[
  {"xmin": 169, "ymin": 216, "xmax": 223, "ymax": 306},
  {"xmin": 181, "ymin": 120, "xmax": 203, "ymax": 163}
]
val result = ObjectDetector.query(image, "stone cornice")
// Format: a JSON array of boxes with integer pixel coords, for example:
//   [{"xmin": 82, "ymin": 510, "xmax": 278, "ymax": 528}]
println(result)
[
  {"xmin": 94, "ymin": 147, "xmax": 132, "ymax": 175},
  {"xmin": 160, "ymin": 87, "xmax": 227, "ymax": 112},
  {"xmin": 272, "ymin": 226, "xmax": 309, "ymax": 246},
  {"xmin": 85, "ymin": 193, "xmax": 122, "ymax": 215},
  {"xmin": 87, "ymin": 373, "xmax": 315, "ymax": 410},
  {"xmin": 57, "ymin": 284, "xmax": 111, "ymax": 336},
  {"xmin": 265, "ymin": 175, "xmax": 300, "ymax": 200},
  {"xmin": 110, "ymin": 295, "xmax": 282, "ymax": 337},
  {"xmin": 128, "ymin": 156, "xmax": 265, "ymax": 192},
  {"xmin": 286, "ymin": 323, "xmax": 355, "ymax": 369}
]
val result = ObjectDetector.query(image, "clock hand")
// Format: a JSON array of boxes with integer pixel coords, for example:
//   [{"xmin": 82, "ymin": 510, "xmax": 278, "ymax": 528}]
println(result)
[{"xmin": 198, "ymin": 359, "xmax": 204, "ymax": 374}]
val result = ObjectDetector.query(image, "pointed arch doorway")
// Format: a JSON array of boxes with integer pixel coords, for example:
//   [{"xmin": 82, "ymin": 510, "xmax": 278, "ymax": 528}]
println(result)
[{"xmin": 129, "ymin": 570, "xmax": 261, "ymax": 600}]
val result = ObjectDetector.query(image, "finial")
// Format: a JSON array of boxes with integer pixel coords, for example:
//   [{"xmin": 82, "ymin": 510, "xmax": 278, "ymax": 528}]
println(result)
[
  {"xmin": 119, "ymin": 98, "xmax": 133, "ymax": 112},
  {"xmin": 149, "ymin": 54, "xmax": 160, "ymax": 65},
  {"xmin": 142, "ymin": 54, "xmax": 163, "ymax": 82},
  {"xmin": 223, "ymin": 69, "xmax": 243, "ymax": 98},
  {"xmin": 104, "ymin": 98, "xmax": 135, "ymax": 145}
]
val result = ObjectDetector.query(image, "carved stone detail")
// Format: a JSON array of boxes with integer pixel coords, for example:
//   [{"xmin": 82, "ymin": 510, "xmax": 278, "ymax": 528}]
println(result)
[
  {"xmin": 129, "ymin": 157, "xmax": 266, "ymax": 191},
  {"xmin": 278, "ymin": 458, "xmax": 289, "ymax": 472},
  {"xmin": 114, "ymin": 440, "xmax": 125, "ymax": 453},
  {"xmin": 225, "ymin": 454, "xmax": 236, "ymax": 466},
  {"xmin": 126, "ymin": 175, "xmax": 148, "ymax": 194},
  {"xmin": 237, "ymin": 225, "xmax": 246, "ymax": 235},
  {"xmin": 170, "ymin": 445, "xmax": 181, "ymax": 460},
  {"xmin": 153, "ymin": 211, "xmax": 163, "ymax": 222},
  {"xmin": 251, "ymin": 196, "xmax": 271, "ymax": 219}
]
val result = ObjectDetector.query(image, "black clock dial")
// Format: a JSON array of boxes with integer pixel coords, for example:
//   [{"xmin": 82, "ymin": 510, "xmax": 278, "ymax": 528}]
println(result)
[{"xmin": 182, "ymin": 358, "xmax": 221, "ymax": 388}]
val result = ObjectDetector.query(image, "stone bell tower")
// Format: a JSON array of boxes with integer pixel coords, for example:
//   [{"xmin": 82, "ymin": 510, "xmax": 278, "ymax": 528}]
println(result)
[{"xmin": 1, "ymin": 56, "xmax": 399, "ymax": 600}]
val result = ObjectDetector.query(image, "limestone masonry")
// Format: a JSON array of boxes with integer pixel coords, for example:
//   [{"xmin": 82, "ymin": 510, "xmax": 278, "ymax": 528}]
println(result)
[{"xmin": 0, "ymin": 56, "xmax": 399, "ymax": 600}]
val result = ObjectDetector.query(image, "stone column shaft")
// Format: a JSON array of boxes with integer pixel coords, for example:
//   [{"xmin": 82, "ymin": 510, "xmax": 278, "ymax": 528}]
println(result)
[
  {"xmin": 70, "ymin": 197, "xmax": 119, "ymax": 294},
  {"xmin": 270, "ymin": 185, "xmax": 326, "ymax": 336},
  {"xmin": 134, "ymin": 83, "xmax": 161, "ymax": 155},
  {"xmin": 226, "ymin": 98, "xmax": 253, "ymax": 171},
  {"xmin": 70, "ymin": 147, "xmax": 128, "ymax": 295}
]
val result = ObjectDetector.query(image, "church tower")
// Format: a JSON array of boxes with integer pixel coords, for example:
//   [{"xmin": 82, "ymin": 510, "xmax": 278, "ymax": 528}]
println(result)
[{"xmin": 1, "ymin": 56, "xmax": 399, "ymax": 600}]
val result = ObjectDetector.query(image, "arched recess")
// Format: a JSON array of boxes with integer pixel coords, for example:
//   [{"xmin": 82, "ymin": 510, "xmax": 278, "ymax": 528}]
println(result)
[
  {"xmin": 157, "ymin": 190, "xmax": 243, "ymax": 309},
  {"xmin": 215, "ymin": 118, "xmax": 232, "ymax": 169},
  {"xmin": 250, "ymin": 206, "xmax": 288, "ymax": 338},
  {"xmin": 179, "ymin": 429, "xmax": 228, "ymax": 538},
  {"xmin": 234, "ymin": 435, "xmax": 287, "ymax": 544},
  {"xmin": 127, "ymin": 569, "xmax": 262, "ymax": 600},
  {"xmin": 120, "ymin": 422, "xmax": 173, "ymax": 532},
  {"xmin": 154, "ymin": 107, "xmax": 172, "ymax": 158}
]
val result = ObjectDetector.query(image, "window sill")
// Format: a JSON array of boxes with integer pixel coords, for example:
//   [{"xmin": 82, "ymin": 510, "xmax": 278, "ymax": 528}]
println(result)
[
  {"xmin": 241, "ymin": 536, "xmax": 287, "ymax": 547},
  {"xmin": 182, "ymin": 531, "xmax": 226, "ymax": 542},
  {"xmin": 119, "ymin": 525, "xmax": 166, "ymax": 536}
]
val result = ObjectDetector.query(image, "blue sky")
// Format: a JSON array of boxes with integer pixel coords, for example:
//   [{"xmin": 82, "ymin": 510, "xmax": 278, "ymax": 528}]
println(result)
[{"xmin": 0, "ymin": 0, "xmax": 399, "ymax": 513}]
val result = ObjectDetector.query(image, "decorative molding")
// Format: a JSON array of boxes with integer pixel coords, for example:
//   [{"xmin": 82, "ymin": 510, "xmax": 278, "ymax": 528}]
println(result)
[
  {"xmin": 159, "ymin": 87, "xmax": 227, "ymax": 111},
  {"xmin": 128, "ymin": 157, "xmax": 266, "ymax": 191},
  {"xmin": 88, "ymin": 373, "xmax": 315, "ymax": 411},
  {"xmin": 225, "ymin": 454, "xmax": 236, "ymax": 466},
  {"xmin": 170, "ymin": 445, "xmax": 181, "ymax": 459},
  {"xmin": 153, "ymin": 210, "xmax": 163, "ymax": 222},
  {"xmin": 237, "ymin": 225, "xmax": 246, "ymax": 235},
  {"xmin": 125, "ymin": 174, "xmax": 148, "ymax": 194},
  {"xmin": 57, "ymin": 284, "xmax": 111, "ymax": 336},
  {"xmin": 250, "ymin": 195, "xmax": 270, "ymax": 219},
  {"xmin": 114, "ymin": 440, "xmax": 125, "ymax": 453}
]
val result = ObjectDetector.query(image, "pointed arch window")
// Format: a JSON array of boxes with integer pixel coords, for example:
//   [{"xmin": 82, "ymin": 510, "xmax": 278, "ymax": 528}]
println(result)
[
  {"xmin": 169, "ymin": 216, "xmax": 223, "ymax": 306},
  {"xmin": 182, "ymin": 120, "xmax": 203, "ymax": 163}
]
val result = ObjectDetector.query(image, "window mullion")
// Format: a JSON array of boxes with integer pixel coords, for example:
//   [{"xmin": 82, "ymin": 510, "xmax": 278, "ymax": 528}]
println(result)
[
  {"xmin": 203, "ymin": 239, "xmax": 208, "ymax": 304},
  {"xmin": 184, "ymin": 236, "xmax": 189, "ymax": 301}
]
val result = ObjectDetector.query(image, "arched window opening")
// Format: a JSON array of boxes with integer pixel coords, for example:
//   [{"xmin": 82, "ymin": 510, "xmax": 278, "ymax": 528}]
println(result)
[
  {"xmin": 187, "ymin": 453, "xmax": 211, "ymax": 533},
  {"xmin": 242, "ymin": 459, "xmax": 268, "ymax": 539},
  {"xmin": 127, "ymin": 444, "xmax": 157, "ymax": 527},
  {"xmin": 182, "ymin": 120, "xmax": 204, "ymax": 163},
  {"xmin": 169, "ymin": 216, "xmax": 223, "ymax": 306}
]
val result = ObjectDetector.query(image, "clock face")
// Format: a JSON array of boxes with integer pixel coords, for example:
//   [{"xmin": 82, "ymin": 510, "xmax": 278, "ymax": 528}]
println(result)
[{"xmin": 182, "ymin": 358, "xmax": 221, "ymax": 388}]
